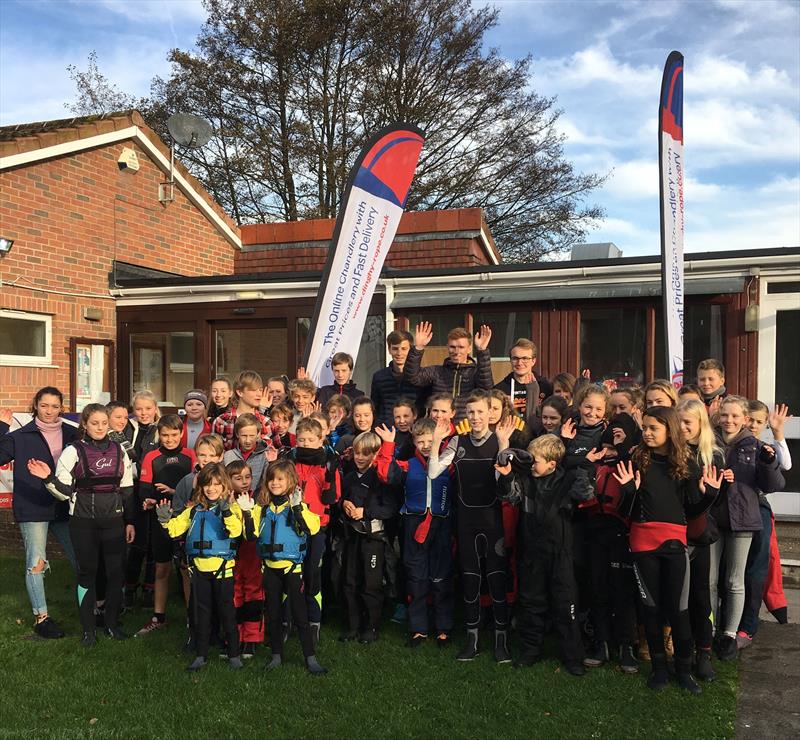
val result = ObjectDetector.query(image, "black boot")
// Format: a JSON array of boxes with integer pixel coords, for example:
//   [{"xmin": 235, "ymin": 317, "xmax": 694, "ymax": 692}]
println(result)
[
  {"xmin": 676, "ymin": 657, "xmax": 702, "ymax": 695},
  {"xmin": 583, "ymin": 640, "xmax": 608, "ymax": 667},
  {"xmin": 647, "ymin": 654, "xmax": 669, "ymax": 692},
  {"xmin": 494, "ymin": 630, "xmax": 511, "ymax": 664},
  {"xmin": 457, "ymin": 628, "xmax": 480, "ymax": 662},
  {"xmin": 694, "ymin": 648, "xmax": 715, "ymax": 682},
  {"xmin": 619, "ymin": 643, "xmax": 639, "ymax": 674}
]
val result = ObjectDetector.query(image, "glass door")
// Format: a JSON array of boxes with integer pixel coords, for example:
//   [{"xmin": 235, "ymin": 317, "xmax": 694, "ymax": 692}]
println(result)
[{"xmin": 212, "ymin": 320, "xmax": 288, "ymax": 385}]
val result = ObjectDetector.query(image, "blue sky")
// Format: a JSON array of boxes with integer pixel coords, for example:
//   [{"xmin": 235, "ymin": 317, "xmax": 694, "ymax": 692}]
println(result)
[{"xmin": 1, "ymin": 0, "xmax": 798, "ymax": 256}]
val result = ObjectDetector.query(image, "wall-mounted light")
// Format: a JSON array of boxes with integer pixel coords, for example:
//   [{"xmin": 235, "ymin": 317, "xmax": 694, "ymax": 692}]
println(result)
[
  {"xmin": 235, "ymin": 291, "xmax": 265, "ymax": 300},
  {"xmin": 0, "ymin": 237, "xmax": 14, "ymax": 256}
]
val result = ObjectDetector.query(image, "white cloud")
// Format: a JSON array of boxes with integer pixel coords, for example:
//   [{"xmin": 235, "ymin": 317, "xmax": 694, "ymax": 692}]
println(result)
[
  {"xmin": 535, "ymin": 42, "xmax": 660, "ymax": 96},
  {"xmin": 688, "ymin": 99, "xmax": 800, "ymax": 165}
]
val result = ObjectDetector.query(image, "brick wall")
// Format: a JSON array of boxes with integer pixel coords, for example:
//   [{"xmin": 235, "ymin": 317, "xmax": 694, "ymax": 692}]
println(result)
[
  {"xmin": 235, "ymin": 207, "xmax": 499, "ymax": 274},
  {"xmin": 0, "ymin": 137, "xmax": 238, "ymax": 409}
]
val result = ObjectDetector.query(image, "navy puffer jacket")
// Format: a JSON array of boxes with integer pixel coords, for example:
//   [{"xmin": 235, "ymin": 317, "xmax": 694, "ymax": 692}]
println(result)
[
  {"xmin": 0, "ymin": 419, "xmax": 78, "ymax": 523},
  {"xmin": 404, "ymin": 347, "xmax": 493, "ymax": 420},
  {"xmin": 714, "ymin": 429, "xmax": 784, "ymax": 532}
]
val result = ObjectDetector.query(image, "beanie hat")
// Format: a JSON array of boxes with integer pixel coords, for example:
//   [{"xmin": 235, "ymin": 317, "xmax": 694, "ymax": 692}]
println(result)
[
  {"xmin": 184, "ymin": 390, "xmax": 208, "ymax": 407},
  {"xmin": 600, "ymin": 412, "xmax": 639, "ymax": 447}
]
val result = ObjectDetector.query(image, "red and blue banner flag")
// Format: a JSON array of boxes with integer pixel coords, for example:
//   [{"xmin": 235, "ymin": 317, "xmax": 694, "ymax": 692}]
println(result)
[
  {"xmin": 659, "ymin": 51, "xmax": 685, "ymax": 387},
  {"xmin": 304, "ymin": 124, "xmax": 425, "ymax": 387}
]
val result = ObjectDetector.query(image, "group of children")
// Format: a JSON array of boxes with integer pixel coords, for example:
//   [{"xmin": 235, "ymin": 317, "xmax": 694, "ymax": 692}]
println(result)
[{"xmin": 6, "ymin": 328, "xmax": 792, "ymax": 694}]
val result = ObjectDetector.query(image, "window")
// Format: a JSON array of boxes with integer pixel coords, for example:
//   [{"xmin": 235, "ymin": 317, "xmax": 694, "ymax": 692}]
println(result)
[
  {"xmin": 296, "ymin": 315, "xmax": 386, "ymax": 392},
  {"xmin": 130, "ymin": 331, "xmax": 195, "ymax": 406},
  {"xmin": 215, "ymin": 324, "xmax": 287, "ymax": 382},
  {"xmin": 406, "ymin": 311, "xmax": 468, "ymax": 367},
  {"xmin": 580, "ymin": 307, "xmax": 646, "ymax": 386},
  {"xmin": 655, "ymin": 304, "xmax": 724, "ymax": 383},
  {"xmin": 0, "ymin": 310, "xmax": 52, "ymax": 366},
  {"xmin": 470, "ymin": 310, "xmax": 532, "ymax": 356}
]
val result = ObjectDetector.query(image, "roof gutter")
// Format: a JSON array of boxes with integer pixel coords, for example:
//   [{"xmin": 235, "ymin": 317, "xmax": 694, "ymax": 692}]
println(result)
[{"xmin": 0, "ymin": 126, "xmax": 241, "ymax": 250}]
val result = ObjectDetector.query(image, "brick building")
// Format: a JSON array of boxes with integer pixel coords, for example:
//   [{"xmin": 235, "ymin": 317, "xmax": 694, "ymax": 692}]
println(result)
[
  {"xmin": 0, "ymin": 111, "xmax": 239, "ymax": 410},
  {"xmin": 1, "ymin": 110, "xmax": 799, "ymax": 524}
]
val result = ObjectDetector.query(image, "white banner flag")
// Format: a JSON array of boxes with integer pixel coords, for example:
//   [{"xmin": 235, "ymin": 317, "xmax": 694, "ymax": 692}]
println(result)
[
  {"xmin": 659, "ymin": 51, "xmax": 685, "ymax": 387},
  {"xmin": 304, "ymin": 125, "xmax": 425, "ymax": 387}
]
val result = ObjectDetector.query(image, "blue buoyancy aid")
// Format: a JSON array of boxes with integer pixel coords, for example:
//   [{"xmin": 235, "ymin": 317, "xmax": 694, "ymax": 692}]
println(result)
[
  {"xmin": 402, "ymin": 454, "xmax": 450, "ymax": 517},
  {"xmin": 257, "ymin": 506, "xmax": 307, "ymax": 563},
  {"xmin": 185, "ymin": 507, "xmax": 236, "ymax": 560}
]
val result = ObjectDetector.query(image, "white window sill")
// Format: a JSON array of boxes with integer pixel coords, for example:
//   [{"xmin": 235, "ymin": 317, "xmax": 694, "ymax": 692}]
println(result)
[{"xmin": 0, "ymin": 363, "xmax": 60, "ymax": 368}]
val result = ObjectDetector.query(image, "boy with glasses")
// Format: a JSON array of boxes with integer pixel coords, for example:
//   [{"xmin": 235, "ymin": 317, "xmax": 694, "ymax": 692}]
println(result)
[{"xmin": 494, "ymin": 339, "xmax": 549, "ymax": 422}]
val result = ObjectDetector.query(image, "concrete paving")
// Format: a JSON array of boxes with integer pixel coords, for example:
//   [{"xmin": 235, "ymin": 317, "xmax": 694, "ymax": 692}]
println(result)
[{"xmin": 736, "ymin": 588, "xmax": 800, "ymax": 739}]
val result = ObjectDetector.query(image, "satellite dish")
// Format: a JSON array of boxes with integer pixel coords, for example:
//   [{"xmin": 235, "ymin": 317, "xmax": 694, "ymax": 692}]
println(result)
[
  {"xmin": 159, "ymin": 113, "xmax": 213, "ymax": 205},
  {"xmin": 167, "ymin": 113, "xmax": 213, "ymax": 148}
]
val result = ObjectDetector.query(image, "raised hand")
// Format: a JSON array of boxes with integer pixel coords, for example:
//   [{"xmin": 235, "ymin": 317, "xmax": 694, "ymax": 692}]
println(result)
[
  {"xmin": 142, "ymin": 498, "xmax": 157, "ymax": 511},
  {"xmin": 328, "ymin": 406, "xmax": 345, "ymax": 427},
  {"xmin": 432, "ymin": 418, "xmax": 451, "ymax": 443},
  {"xmin": 474, "ymin": 324, "xmax": 492, "ymax": 352},
  {"xmin": 699, "ymin": 465, "xmax": 724, "ymax": 494},
  {"xmin": 289, "ymin": 487, "xmax": 303, "ymax": 507},
  {"xmin": 155, "ymin": 483, "xmax": 174, "ymax": 496},
  {"xmin": 613, "ymin": 460, "xmax": 640, "ymax": 489},
  {"xmin": 769, "ymin": 404, "xmax": 791, "ymax": 440},
  {"xmin": 414, "ymin": 321, "xmax": 434, "ymax": 350},
  {"xmin": 561, "ymin": 418, "xmax": 577, "ymax": 440},
  {"xmin": 217, "ymin": 495, "xmax": 231, "ymax": 512},
  {"xmin": 27, "ymin": 459, "xmax": 51, "ymax": 480},
  {"xmin": 236, "ymin": 492, "xmax": 255, "ymax": 512},
  {"xmin": 375, "ymin": 424, "xmax": 396, "ymax": 443},
  {"xmin": 631, "ymin": 408, "xmax": 643, "ymax": 429},
  {"xmin": 581, "ymin": 368, "xmax": 591, "ymax": 380},
  {"xmin": 612, "ymin": 427, "xmax": 627, "ymax": 446},
  {"xmin": 0, "ymin": 407, "xmax": 13, "ymax": 426},
  {"xmin": 155, "ymin": 499, "xmax": 172, "ymax": 525},
  {"xmin": 585, "ymin": 447, "xmax": 606, "ymax": 463},
  {"xmin": 296, "ymin": 366, "xmax": 308, "ymax": 380},
  {"xmin": 265, "ymin": 446, "xmax": 278, "ymax": 463},
  {"xmin": 495, "ymin": 416, "xmax": 516, "ymax": 444}
]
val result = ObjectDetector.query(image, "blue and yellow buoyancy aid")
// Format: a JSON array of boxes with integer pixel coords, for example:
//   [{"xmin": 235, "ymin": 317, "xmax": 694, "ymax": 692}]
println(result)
[
  {"xmin": 185, "ymin": 507, "xmax": 236, "ymax": 561},
  {"xmin": 257, "ymin": 505, "xmax": 307, "ymax": 564}
]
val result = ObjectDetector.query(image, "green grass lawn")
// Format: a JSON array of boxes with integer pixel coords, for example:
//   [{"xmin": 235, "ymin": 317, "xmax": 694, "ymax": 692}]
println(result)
[{"xmin": 0, "ymin": 554, "xmax": 737, "ymax": 739}]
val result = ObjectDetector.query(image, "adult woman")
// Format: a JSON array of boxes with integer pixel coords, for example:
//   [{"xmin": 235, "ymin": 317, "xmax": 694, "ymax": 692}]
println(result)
[{"xmin": 0, "ymin": 387, "xmax": 77, "ymax": 638}]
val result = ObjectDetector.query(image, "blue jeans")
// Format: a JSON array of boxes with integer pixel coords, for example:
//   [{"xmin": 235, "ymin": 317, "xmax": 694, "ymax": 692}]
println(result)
[{"xmin": 18, "ymin": 520, "xmax": 77, "ymax": 616}]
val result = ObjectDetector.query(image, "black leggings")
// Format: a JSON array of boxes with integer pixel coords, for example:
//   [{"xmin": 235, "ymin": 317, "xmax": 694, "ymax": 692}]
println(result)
[
  {"xmin": 457, "ymin": 516, "xmax": 508, "ymax": 629},
  {"xmin": 191, "ymin": 571, "xmax": 239, "ymax": 659},
  {"xmin": 264, "ymin": 566, "xmax": 315, "ymax": 658},
  {"xmin": 633, "ymin": 548, "xmax": 693, "ymax": 667},
  {"xmin": 688, "ymin": 544, "xmax": 713, "ymax": 650},
  {"xmin": 69, "ymin": 517, "xmax": 125, "ymax": 633}
]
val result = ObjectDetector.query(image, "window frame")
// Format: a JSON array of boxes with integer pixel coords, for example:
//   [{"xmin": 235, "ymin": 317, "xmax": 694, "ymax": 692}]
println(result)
[{"xmin": 0, "ymin": 309, "xmax": 53, "ymax": 367}]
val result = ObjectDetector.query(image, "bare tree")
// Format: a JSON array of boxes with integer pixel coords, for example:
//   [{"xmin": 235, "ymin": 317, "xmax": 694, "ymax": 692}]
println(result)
[{"xmin": 67, "ymin": 0, "xmax": 605, "ymax": 261}]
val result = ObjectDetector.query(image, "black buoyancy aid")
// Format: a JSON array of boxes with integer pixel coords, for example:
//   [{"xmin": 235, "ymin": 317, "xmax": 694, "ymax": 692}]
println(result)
[
  {"xmin": 185, "ymin": 507, "xmax": 236, "ymax": 560},
  {"xmin": 453, "ymin": 433, "xmax": 500, "ymax": 508}
]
